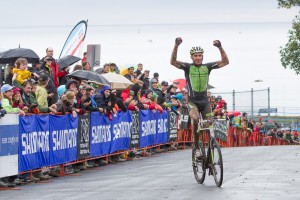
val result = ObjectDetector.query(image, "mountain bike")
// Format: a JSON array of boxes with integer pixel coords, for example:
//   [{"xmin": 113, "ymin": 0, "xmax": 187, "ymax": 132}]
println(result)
[{"xmin": 192, "ymin": 116, "xmax": 224, "ymax": 187}]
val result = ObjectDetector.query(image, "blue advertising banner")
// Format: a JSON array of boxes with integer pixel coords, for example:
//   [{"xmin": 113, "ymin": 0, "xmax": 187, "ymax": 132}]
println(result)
[
  {"xmin": 0, "ymin": 114, "xmax": 19, "ymax": 178},
  {"xmin": 0, "ymin": 125, "xmax": 18, "ymax": 156},
  {"xmin": 155, "ymin": 110, "xmax": 169, "ymax": 145},
  {"xmin": 49, "ymin": 114, "xmax": 78, "ymax": 165},
  {"xmin": 90, "ymin": 112, "xmax": 111, "ymax": 157},
  {"xmin": 19, "ymin": 115, "xmax": 50, "ymax": 172},
  {"xmin": 140, "ymin": 110, "xmax": 156, "ymax": 148},
  {"xmin": 110, "ymin": 111, "xmax": 131, "ymax": 153}
]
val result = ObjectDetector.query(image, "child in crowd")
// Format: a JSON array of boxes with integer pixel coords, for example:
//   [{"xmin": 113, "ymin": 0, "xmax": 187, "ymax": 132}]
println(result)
[{"xmin": 12, "ymin": 58, "xmax": 39, "ymax": 87}]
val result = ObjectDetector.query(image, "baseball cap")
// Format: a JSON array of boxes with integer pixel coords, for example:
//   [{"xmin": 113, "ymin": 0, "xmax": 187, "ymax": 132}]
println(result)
[
  {"xmin": 151, "ymin": 79, "xmax": 158, "ymax": 83},
  {"xmin": 38, "ymin": 74, "xmax": 49, "ymax": 82},
  {"xmin": 153, "ymin": 72, "xmax": 159, "ymax": 77},
  {"xmin": 1, "ymin": 84, "xmax": 14, "ymax": 93},
  {"xmin": 161, "ymin": 81, "xmax": 169, "ymax": 86}
]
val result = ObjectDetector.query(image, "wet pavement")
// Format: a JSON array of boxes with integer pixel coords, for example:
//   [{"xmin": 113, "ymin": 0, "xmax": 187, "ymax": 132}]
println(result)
[{"xmin": 1, "ymin": 145, "xmax": 299, "ymax": 200}]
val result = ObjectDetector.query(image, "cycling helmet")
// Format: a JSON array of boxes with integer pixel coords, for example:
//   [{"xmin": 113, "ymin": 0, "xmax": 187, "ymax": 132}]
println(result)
[
  {"xmin": 190, "ymin": 46, "xmax": 204, "ymax": 55},
  {"xmin": 217, "ymin": 95, "xmax": 222, "ymax": 99}
]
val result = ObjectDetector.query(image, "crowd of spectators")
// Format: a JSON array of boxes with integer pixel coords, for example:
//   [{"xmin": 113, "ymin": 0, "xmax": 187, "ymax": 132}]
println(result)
[
  {"xmin": 0, "ymin": 48, "xmax": 189, "ymax": 187},
  {"xmin": 0, "ymin": 48, "xmax": 299, "ymax": 187}
]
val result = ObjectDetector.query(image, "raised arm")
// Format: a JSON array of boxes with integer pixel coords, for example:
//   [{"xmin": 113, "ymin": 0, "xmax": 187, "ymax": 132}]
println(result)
[
  {"xmin": 213, "ymin": 40, "xmax": 229, "ymax": 68},
  {"xmin": 170, "ymin": 37, "xmax": 184, "ymax": 68}
]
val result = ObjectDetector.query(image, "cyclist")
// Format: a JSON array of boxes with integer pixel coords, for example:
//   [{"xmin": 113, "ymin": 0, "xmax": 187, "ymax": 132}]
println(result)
[{"xmin": 170, "ymin": 37, "xmax": 229, "ymax": 158}]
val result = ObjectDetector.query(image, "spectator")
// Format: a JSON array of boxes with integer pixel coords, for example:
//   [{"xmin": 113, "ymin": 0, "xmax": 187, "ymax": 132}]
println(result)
[
  {"xmin": 80, "ymin": 85, "xmax": 103, "ymax": 113},
  {"xmin": 35, "ymin": 74, "xmax": 56, "ymax": 113},
  {"xmin": 109, "ymin": 63, "xmax": 120, "ymax": 74},
  {"xmin": 58, "ymin": 66, "xmax": 70, "ymax": 86},
  {"xmin": 160, "ymin": 81, "xmax": 169, "ymax": 95},
  {"xmin": 94, "ymin": 85, "xmax": 116, "ymax": 120},
  {"xmin": 138, "ymin": 70, "xmax": 150, "ymax": 95},
  {"xmin": 149, "ymin": 72, "xmax": 159, "ymax": 89},
  {"xmin": 4, "ymin": 65, "xmax": 14, "ymax": 85},
  {"xmin": 12, "ymin": 58, "xmax": 38, "ymax": 88},
  {"xmin": 1, "ymin": 84, "xmax": 25, "ymax": 116},
  {"xmin": 40, "ymin": 57, "xmax": 58, "ymax": 105},
  {"xmin": 167, "ymin": 84, "xmax": 178, "ymax": 95},
  {"xmin": 96, "ymin": 63, "xmax": 110, "ymax": 74},
  {"xmin": 135, "ymin": 63, "xmax": 143, "ymax": 77},
  {"xmin": 73, "ymin": 64, "xmax": 83, "ymax": 71},
  {"xmin": 151, "ymin": 79, "xmax": 164, "ymax": 105},
  {"xmin": 55, "ymin": 90, "xmax": 78, "ymax": 118},
  {"xmin": 267, "ymin": 127, "xmax": 278, "ymax": 139},
  {"xmin": 292, "ymin": 130, "xmax": 299, "ymax": 143},
  {"xmin": 277, "ymin": 128, "xmax": 284, "ymax": 139},
  {"xmin": 21, "ymin": 80, "xmax": 42, "ymax": 114},
  {"xmin": 283, "ymin": 128, "xmax": 293, "ymax": 144},
  {"xmin": 82, "ymin": 52, "xmax": 87, "ymax": 62},
  {"xmin": 11, "ymin": 87, "xmax": 27, "ymax": 111},
  {"xmin": 127, "ymin": 83, "xmax": 144, "ymax": 111},
  {"xmin": 30, "ymin": 61, "xmax": 43, "ymax": 79},
  {"xmin": 140, "ymin": 89, "xmax": 156, "ymax": 111},
  {"xmin": 124, "ymin": 66, "xmax": 136, "ymax": 83},
  {"xmin": 82, "ymin": 61, "xmax": 91, "ymax": 71}
]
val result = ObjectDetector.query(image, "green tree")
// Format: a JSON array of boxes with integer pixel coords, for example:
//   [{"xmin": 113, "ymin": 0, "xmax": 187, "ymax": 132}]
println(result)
[{"xmin": 278, "ymin": 0, "xmax": 300, "ymax": 74}]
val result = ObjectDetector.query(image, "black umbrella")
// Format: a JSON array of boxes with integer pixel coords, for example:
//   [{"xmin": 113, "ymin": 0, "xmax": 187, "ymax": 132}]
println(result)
[
  {"xmin": 0, "ymin": 48, "xmax": 40, "ymax": 64},
  {"xmin": 68, "ymin": 70, "xmax": 110, "ymax": 85},
  {"xmin": 57, "ymin": 55, "xmax": 81, "ymax": 70}
]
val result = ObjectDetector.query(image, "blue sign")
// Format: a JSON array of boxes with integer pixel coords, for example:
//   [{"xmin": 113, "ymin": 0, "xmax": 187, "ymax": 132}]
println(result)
[
  {"xmin": 90, "ymin": 112, "xmax": 111, "ymax": 157},
  {"xmin": 49, "ymin": 114, "xmax": 78, "ymax": 165},
  {"xmin": 155, "ymin": 110, "xmax": 169, "ymax": 144},
  {"xmin": 110, "ymin": 111, "xmax": 131, "ymax": 153},
  {"xmin": 0, "ymin": 125, "xmax": 19, "ymax": 156},
  {"xmin": 140, "ymin": 110, "xmax": 157, "ymax": 148},
  {"xmin": 19, "ymin": 115, "xmax": 50, "ymax": 172}
]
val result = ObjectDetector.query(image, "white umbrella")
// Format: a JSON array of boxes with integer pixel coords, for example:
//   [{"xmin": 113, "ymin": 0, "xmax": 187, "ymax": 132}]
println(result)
[{"xmin": 101, "ymin": 72, "xmax": 133, "ymax": 89}]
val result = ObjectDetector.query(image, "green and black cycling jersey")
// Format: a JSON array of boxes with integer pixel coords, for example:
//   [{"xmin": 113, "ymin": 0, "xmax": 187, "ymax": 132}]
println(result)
[{"xmin": 179, "ymin": 62, "xmax": 220, "ymax": 101}]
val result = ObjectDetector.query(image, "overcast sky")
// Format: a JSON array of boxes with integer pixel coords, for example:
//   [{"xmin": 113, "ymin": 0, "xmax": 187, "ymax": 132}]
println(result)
[{"xmin": 0, "ymin": 0, "xmax": 298, "ymax": 28}]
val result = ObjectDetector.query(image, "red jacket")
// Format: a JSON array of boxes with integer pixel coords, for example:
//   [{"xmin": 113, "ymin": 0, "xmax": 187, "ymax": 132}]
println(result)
[{"xmin": 51, "ymin": 62, "xmax": 67, "ymax": 87}]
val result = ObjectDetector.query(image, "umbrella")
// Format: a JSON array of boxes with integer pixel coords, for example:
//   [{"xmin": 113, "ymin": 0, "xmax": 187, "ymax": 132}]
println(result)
[
  {"xmin": 0, "ymin": 48, "xmax": 40, "ymax": 64},
  {"xmin": 101, "ymin": 72, "xmax": 133, "ymax": 89},
  {"xmin": 68, "ymin": 70, "xmax": 110, "ymax": 85},
  {"xmin": 57, "ymin": 55, "xmax": 81, "ymax": 70},
  {"xmin": 227, "ymin": 111, "xmax": 241, "ymax": 117},
  {"xmin": 172, "ymin": 78, "xmax": 214, "ymax": 90}
]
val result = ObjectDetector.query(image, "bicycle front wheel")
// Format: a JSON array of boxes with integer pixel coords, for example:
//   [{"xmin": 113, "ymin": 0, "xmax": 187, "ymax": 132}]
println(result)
[
  {"xmin": 192, "ymin": 141, "xmax": 206, "ymax": 184},
  {"xmin": 210, "ymin": 139, "xmax": 223, "ymax": 187}
]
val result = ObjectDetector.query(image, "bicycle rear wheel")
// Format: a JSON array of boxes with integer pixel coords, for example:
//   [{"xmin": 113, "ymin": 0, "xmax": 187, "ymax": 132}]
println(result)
[
  {"xmin": 192, "ymin": 141, "xmax": 206, "ymax": 184},
  {"xmin": 210, "ymin": 139, "xmax": 223, "ymax": 187}
]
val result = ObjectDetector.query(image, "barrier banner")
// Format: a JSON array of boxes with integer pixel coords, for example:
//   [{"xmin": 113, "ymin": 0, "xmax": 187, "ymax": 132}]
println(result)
[
  {"xmin": 213, "ymin": 119, "xmax": 228, "ymax": 142},
  {"xmin": 49, "ymin": 114, "xmax": 78, "ymax": 165},
  {"xmin": 90, "ymin": 112, "xmax": 111, "ymax": 157},
  {"xmin": 155, "ymin": 110, "xmax": 169, "ymax": 144},
  {"xmin": 168, "ymin": 112, "xmax": 178, "ymax": 142},
  {"xmin": 110, "ymin": 111, "xmax": 131, "ymax": 153},
  {"xmin": 140, "ymin": 110, "xmax": 156, "ymax": 148},
  {"xmin": 77, "ymin": 113, "xmax": 90, "ymax": 159},
  {"xmin": 19, "ymin": 115, "xmax": 50, "ymax": 172},
  {"xmin": 0, "ymin": 114, "xmax": 19, "ymax": 178},
  {"xmin": 179, "ymin": 107, "xmax": 189, "ymax": 130},
  {"xmin": 130, "ymin": 111, "xmax": 140, "ymax": 148}
]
